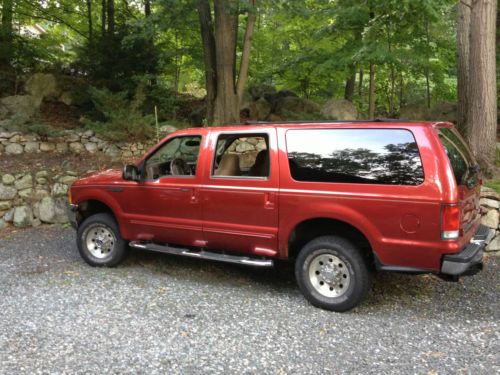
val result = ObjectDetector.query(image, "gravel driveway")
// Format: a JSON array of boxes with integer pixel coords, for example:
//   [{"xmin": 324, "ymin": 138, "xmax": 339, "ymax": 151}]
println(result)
[{"xmin": 0, "ymin": 226, "xmax": 498, "ymax": 374}]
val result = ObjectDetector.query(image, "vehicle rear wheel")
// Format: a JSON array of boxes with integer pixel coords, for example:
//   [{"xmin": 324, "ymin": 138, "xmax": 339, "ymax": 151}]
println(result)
[
  {"xmin": 295, "ymin": 235, "xmax": 372, "ymax": 312},
  {"xmin": 77, "ymin": 213, "xmax": 128, "ymax": 267}
]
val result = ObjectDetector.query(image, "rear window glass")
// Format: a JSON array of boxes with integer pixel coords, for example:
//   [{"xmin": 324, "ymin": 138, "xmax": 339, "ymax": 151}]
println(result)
[
  {"xmin": 437, "ymin": 128, "xmax": 474, "ymax": 185},
  {"xmin": 286, "ymin": 129, "xmax": 424, "ymax": 185}
]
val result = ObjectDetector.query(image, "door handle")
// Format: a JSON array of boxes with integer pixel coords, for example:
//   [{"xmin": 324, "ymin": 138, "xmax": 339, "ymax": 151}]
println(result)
[
  {"xmin": 264, "ymin": 192, "xmax": 276, "ymax": 209},
  {"xmin": 179, "ymin": 187, "xmax": 190, "ymax": 192}
]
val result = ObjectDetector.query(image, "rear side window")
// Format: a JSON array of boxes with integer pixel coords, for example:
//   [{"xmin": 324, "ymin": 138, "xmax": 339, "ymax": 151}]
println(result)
[
  {"xmin": 286, "ymin": 129, "xmax": 424, "ymax": 185},
  {"xmin": 437, "ymin": 128, "xmax": 475, "ymax": 185}
]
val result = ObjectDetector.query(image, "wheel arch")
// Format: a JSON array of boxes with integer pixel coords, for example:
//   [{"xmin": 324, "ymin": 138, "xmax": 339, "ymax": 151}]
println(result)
[{"xmin": 286, "ymin": 217, "xmax": 375, "ymax": 264}]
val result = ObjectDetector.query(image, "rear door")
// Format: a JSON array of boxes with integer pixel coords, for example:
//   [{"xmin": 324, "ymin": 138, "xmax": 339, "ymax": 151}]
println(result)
[
  {"xmin": 436, "ymin": 127, "xmax": 481, "ymax": 234},
  {"xmin": 200, "ymin": 129, "xmax": 279, "ymax": 256}
]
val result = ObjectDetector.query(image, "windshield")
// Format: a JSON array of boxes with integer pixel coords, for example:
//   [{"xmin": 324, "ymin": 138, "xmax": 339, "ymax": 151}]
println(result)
[{"xmin": 437, "ymin": 127, "xmax": 477, "ymax": 187}]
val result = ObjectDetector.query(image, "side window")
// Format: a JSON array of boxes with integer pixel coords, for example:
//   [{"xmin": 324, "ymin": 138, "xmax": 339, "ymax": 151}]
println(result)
[
  {"xmin": 212, "ymin": 134, "xmax": 269, "ymax": 178},
  {"xmin": 144, "ymin": 135, "xmax": 201, "ymax": 180},
  {"xmin": 286, "ymin": 129, "xmax": 424, "ymax": 185}
]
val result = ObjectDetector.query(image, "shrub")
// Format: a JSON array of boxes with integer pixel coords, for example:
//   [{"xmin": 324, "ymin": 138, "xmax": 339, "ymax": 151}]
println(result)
[{"xmin": 85, "ymin": 86, "xmax": 154, "ymax": 142}]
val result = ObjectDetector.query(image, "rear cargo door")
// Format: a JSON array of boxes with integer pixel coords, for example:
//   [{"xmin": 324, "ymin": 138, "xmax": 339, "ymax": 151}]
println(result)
[{"xmin": 437, "ymin": 127, "xmax": 481, "ymax": 234}]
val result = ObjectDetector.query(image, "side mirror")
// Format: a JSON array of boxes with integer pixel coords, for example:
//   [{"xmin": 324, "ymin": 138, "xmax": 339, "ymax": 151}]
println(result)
[{"xmin": 123, "ymin": 165, "xmax": 140, "ymax": 181}]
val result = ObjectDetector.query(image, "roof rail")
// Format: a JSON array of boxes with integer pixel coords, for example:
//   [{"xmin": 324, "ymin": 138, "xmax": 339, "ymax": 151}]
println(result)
[{"xmin": 242, "ymin": 118, "xmax": 403, "ymax": 125}]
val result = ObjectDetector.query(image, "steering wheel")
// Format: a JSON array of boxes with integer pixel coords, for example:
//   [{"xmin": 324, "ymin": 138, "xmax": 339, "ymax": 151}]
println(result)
[{"xmin": 170, "ymin": 158, "xmax": 191, "ymax": 176}]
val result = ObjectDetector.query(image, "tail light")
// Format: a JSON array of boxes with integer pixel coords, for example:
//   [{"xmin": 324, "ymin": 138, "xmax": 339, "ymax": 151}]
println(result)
[{"xmin": 441, "ymin": 204, "xmax": 460, "ymax": 240}]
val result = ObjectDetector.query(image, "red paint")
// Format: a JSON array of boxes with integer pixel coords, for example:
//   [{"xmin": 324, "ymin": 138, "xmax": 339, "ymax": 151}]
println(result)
[{"xmin": 70, "ymin": 121, "xmax": 481, "ymax": 272}]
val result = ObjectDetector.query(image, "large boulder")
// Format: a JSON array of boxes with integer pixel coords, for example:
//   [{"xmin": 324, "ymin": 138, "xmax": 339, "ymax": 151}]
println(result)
[
  {"xmin": 321, "ymin": 99, "xmax": 358, "ymax": 120},
  {"xmin": 25, "ymin": 73, "xmax": 60, "ymax": 106},
  {"xmin": 0, "ymin": 95, "xmax": 38, "ymax": 119},
  {"xmin": 0, "ymin": 184, "xmax": 17, "ymax": 200},
  {"xmin": 400, "ymin": 103, "xmax": 430, "ymax": 121},
  {"xmin": 428, "ymin": 102, "xmax": 457, "ymax": 122},
  {"xmin": 39, "ymin": 196, "xmax": 69, "ymax": 223},
  {"xmin": 249, "ymin": 85, "xmax": 277, "ymax": 100},
  {"xmin": 249, "ymin": 97, "xmax": 271, "ymax": 120},
  {"xmin": 275, "ymin": 96, "xmax": 321, "ymax": 119}
]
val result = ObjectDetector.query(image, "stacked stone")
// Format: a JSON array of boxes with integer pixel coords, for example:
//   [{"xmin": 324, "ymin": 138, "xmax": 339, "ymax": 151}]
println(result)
[
  {"xmin": 0, "ymin": 171, "xmax": 78, "ymax": 229},
  {"xmin": 0, "ymin": 130, "xmax": 156, "ymax": 159},
  {"xmin": 480, "ymin": 186, "xmax": 500, "ymax": 256}
]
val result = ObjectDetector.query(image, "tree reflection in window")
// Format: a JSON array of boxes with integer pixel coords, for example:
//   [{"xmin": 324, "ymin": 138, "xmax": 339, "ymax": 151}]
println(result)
[{"xmin": 287, "ymin": 129, "xmax": 424, "ymax": 185}]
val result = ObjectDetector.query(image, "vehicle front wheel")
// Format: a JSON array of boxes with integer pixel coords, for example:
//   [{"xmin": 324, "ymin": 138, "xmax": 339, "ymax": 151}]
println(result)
[
  {"xmin": 77, "ymin": 213, "xmax": 128, "ymax": 267},
  {"xmin": 295, "ymin": 235, "xmax": 372, "ymax": 312}
]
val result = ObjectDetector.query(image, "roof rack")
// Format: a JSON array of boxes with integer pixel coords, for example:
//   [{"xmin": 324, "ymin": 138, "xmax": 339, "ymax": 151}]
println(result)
[{"xmin": 242, "ymin": 118, "xmax": 404, "ymax": 125}]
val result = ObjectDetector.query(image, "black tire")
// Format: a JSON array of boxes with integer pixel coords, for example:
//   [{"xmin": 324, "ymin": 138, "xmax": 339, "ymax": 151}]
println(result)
[
  {"xmin": 77, "ymin": 213, "xmax": 128, "ymax": 267},
  {"xmin": 295, "ymin": 235, "xmax": 372, "ymax": 312}
]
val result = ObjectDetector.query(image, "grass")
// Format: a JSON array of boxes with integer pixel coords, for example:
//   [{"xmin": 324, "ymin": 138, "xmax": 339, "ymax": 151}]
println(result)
[{"xmin": 484, "ymin": 180, "xmax": 500, "ymax": 193}]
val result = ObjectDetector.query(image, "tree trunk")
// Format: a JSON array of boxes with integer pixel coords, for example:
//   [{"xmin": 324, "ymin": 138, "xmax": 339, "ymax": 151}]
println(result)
[
  {"xmin": 213, "ymin": 0, "xmax": 239, "ymax": 125},
  {"xmin": 457, "ymin": 0, "xmax": 471, "ymax": 136},
  {"xmin": 87, "ymin": 0, "xmax": 93, "ymax": 46},
  {"xmin": 468, "ymin": 0, "xmax": 498, "ymax": 170},
  {"xmin": 368, "ymin": 63, "xmax": 376, "ymax": 119},
  {"xmin": 107, "ymin": 0, "xmax": 115, "ymax": 37},
  {"xmin": 424, "ymin": 17, "xmax": 432, "ymax": 109},
  {"xmin": 358, "ymin": 68, "xmax": 363, "ymax": 96},
  {"xmin": 145, "ymin": 0, "xmax": 151, "ymax": 16},
  {"xmin": 344, "ymin": 68, "xmax": 356, "ymax": 102},
  {"xmin": 197, "ymin": 0, "xmax": 217, "ymax": 125},
  {"xmin": 0, "ymin": 0, "xmax": 14, "ymax": 68},
  {"xmin": 236, "ymin": 0, "xmax": 256, "ymax": 105},
  {"xmin": 101, "ymin": 0, "xmax": 107, "ymax": 37}
]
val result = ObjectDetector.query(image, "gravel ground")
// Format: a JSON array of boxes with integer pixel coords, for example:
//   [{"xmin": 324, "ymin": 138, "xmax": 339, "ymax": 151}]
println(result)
[{"xmin": 0, "ymin": 226, "xmax": 498, "ymax": 375}]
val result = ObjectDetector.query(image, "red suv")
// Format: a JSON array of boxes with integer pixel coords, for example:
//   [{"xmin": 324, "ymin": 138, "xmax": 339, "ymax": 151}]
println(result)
[{"xmin": 68, "ymin": 121, "xmax": 486, "ymax": 311}]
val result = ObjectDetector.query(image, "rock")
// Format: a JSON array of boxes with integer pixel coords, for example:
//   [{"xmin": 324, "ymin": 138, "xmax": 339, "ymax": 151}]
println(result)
[
  {"xmin": 36, "ymin": 177, "xmax": 47, "ymax": 185},
  {"xmin": 122, "ymin": 150, "xmax": 133, "ymax": 158},
  {"xmin": 5, "ymin": 143, "xmax": 23, "ymax": 155},
  {"xmin": 0, "ymin": 218, "xmax": 6, "ymax": 230},
  {"xmin": 159, "ymin": 124, "xmax": 178, "ymax": 134},
  {"xmin": 24, "ymin": 141, "xmax": 40, "ymax": 153},
  {"xmin": 14, "ymin": 174, "xmax": 32, "ymax": 190},
  {"xmin": 66, "ymin": 132, "xmax": 81, "ymax": 143},
  {"xmin": 0, "ymin": 184, "xmax": 17, "ymax": 200},
  {"xmin": 236, "ymin": 141, "xmax": 256, "ymax": 153},
  {"xmin": 13, "ymin": 206, "xmax": 33, "ymax": 228},
  {"xmin": 59, "ymin": 91, "xmax": 73, "ymax": 105},
  {"xmin": 428, "ymin": 102, "xmax": 457, "ymax": 123},
  {"xmin": 0, "ymin": 201, "xmax": 11, "ymax": 211},
  {"xmin": 400, "ymin": 103, "xmax": 430, "ymax": 121},
  {"xmin": 249, "ymin": 84, "xmax": 277, "ymax": 100},
  {"xmin": 275, "ymin": 96, "xmax": 321, "ymax": 118},
  {"xmin": 9, "ymin": 134, "xmax": 20, "ymax": 142},
  {"xmin": 35, "ymin": 170, "xmax": 49, "ymax": 179},
  {"xmin": 2, "ymin": 174, "xmax": 15, "ymax": 185},
  {"xmin": 84, "ymin": 142, "xmax": 98, "ymax": 153},
  {"xmin": 480, "ymin": 198, "xmax": 500, "ymax": 210},
  {"xmin": 486, "ymin": 236, "xmax": 500, "ymax": 252},
  {"xmin": 481, "ymin": 209, "xmax": 499, "ymax": 229},
  {"xmin": 32, "ymin": 218, "xmax": 41, "ymax": 227},
  {"xmin": 25, "ymin": 73, "xmax": 60, "ymax": 106},
  {"xmin": 83, "ymin": 129, "xmax": 94, "ymax": 137},
  {"xmin": 56, "ymin": 142, "xmax": 69, "ymax": 153},
  {"xmin": 39, "ymin": 196, "xmax": 55, "ymax": 223},
  {"xmin": 321, "ymin": 99, "xmax": 358, "ymax": 120},
  {"xmin": 33, "ymin": 189, "xmax": 49, "ymax": 200},
  {"xmin": 104, "ymin": 144, "xmax": 120, "ymax": 157},
  {"xmin": 65, "ymin": 170, "xmax": 78, "ymax": 177},
  {"xmin": 0, "ymin": 95, "xmax": 38, "ymax": 118},
  {"xmin": 59, "ymin": 176, "xmax": 77, "ymax": 185},
  {"xmin": 51, "ymin": 183, "xmax": 68, "ymax": 197},
  {"xmin": 249, "ymin": 98, "xmax": 272, "ymax": 120},
  {"xmin": 3, "ymin": 208, "xmax": 14, "ymax": 222},
  {"xmin": 480, "ymin": 190, "xmax": 500, "ymax": 201},
  {"xmin": 40, "ymin": 142, "xmax": 56, "ymax": 152},
  {"xmin": 69, "ymin": 142, "xmax": 84, "ymax": 154},
  {"xmin": 18, "ymin": 188, "xmax": 33, "ymax": 200}
]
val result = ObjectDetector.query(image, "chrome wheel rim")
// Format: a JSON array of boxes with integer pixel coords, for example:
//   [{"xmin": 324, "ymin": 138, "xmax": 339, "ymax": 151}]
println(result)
[
  {"xmin": 308, "ymin": 252, "xmax": 351, "ymax": 298},
  {"xmin": 85, "ymin": 224, "xmax": 116, "ymax": 259}
]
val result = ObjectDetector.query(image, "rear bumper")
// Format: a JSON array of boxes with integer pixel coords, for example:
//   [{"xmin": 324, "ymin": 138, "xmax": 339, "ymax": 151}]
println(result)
[
  {"xmin": 440, "ymin": 224, "xmax": 488, "ymax": 277},
  {"xmin": 67, "ymin": 203, "xmax": 79, "ymax": 230}
]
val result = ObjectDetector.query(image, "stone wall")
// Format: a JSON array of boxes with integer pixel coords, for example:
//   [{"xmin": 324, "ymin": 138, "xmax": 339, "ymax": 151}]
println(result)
[
  {"xmin": 0, "ymin": 129, "xmax": 157, "ymax": 159},
  {"xmin": 479, "ymin": 187, "xmax": 500, "ymax": 256}
]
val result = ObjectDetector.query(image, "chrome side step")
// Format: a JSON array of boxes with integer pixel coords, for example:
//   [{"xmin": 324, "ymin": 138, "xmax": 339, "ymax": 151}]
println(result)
[{"xmin": 129, "ymin": 241, "xmax": 274, "ymax": 267}]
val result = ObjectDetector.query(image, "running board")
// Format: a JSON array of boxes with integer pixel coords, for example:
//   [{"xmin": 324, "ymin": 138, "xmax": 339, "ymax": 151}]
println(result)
[{"xmin": 129, "ymin": 241, "xmax": 274, "ymax": 267}]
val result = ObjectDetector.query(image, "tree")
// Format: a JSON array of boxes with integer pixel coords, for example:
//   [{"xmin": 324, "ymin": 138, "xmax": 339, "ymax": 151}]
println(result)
[
  {"xmin": 456, "ymin": 0, "xmax": 471, "ymax": 135},
  {"xmin": 197, "ymin": 0, "xmax": 257, "ymax": 125},
  {"xmin": 0, "ymin": 0, "xmax": 14, "ymax": 69},
  {"xmin": 468, "ymin": 0, "xmax": 497, "ymax": 169}
]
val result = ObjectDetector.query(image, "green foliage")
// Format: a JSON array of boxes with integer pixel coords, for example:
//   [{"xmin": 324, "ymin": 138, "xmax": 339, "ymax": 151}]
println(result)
[
  {"xmin": 85, "ymin": 86, "xmax": 154, "ymax": 142},
  {"xmin": 484, "ymin": 180, "xmax": 500, "ymax": 193}
]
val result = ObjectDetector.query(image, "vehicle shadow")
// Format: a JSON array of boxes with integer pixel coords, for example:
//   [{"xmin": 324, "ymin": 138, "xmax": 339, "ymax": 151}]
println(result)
[{"xmin": 124, "ymin": 249, "xmax": 498, "ymax": 318}]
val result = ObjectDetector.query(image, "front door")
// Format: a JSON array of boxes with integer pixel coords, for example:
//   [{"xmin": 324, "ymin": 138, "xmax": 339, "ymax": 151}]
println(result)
[
  {"xmin": 200, "ymin": 130, "xmax": 279, "ymax": 256},
  {"xmin": 122, "ymin": 134, "xmax": 205, "ymax": 246}
]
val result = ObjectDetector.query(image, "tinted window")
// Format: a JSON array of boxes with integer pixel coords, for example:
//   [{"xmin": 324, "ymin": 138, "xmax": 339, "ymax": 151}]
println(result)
[
  {"xmin": 286, "ymin": 129, "xmax": 424, "ymax": 185},
  {"xmin": 437, "ymin": 128, "xmax": 475, "ymax": 186}
]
